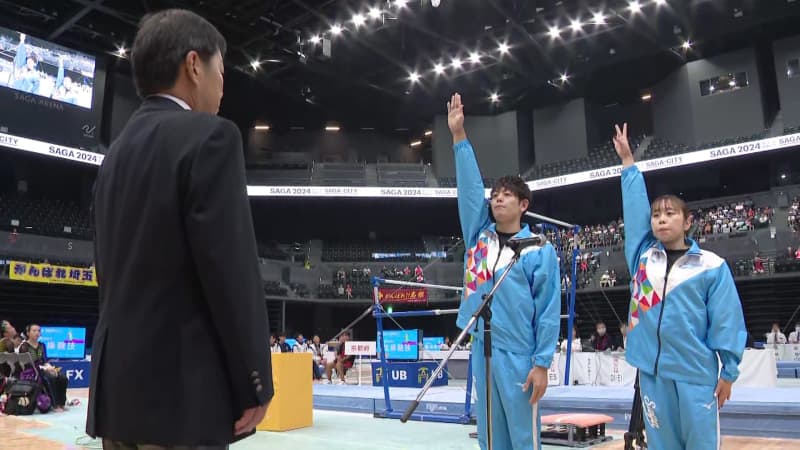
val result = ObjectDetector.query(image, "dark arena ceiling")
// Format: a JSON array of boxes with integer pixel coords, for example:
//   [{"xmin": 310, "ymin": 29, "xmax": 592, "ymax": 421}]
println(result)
[{"xmin": 2, "ymin": 0, "xmax": 800, "ymax": 132}]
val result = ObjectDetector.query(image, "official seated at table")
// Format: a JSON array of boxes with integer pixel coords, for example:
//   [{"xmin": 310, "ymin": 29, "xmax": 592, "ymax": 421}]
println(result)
[
  {"xmin": 590, "ymin": 321, "xmax": 616, "ymax": 352},
  {"xmin": 616, "ymin": 322, "xmax": 628, "ymax": 351},
  {"xmin": 766, "ymin": 322, "xmax": 787, "ymax": 345},
  {"xmin": 789, "ymin": 324, "xmax": 800, "ymax": 344},
  {"xmin": 560, "ymin": 324, "xmax": 582, "ymax": 353}
]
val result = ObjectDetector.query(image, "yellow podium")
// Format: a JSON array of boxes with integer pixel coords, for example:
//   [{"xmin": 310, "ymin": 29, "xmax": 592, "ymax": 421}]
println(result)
[{"xmin": 257, "ymin": 352, "xmax": 314, "ymax": 432}]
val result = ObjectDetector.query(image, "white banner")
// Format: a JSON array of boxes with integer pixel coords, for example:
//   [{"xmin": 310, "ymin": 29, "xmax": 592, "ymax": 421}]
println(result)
[
  {"xmin": 0, "ymin": 132, "xmax": 104, "ymax": 166},
  {"xmin": 3, "ymin": 128, "xmax": 797, "ymax": 197},
  {"xmin": 344, "ymin": 340, "xmax": 377, "ymax": 356},
  {"xmin": 247, "ymin": 132, "xmax": 800, "ymax": 197}
]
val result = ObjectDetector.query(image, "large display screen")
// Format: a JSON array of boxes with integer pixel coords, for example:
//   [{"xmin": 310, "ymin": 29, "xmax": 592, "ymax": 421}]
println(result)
[
  {"xmin": 0, "ymin": 28, "xmax": 96, "ymax": 108},
  {"xmin": 0, "ymin": 25, "xmax": 105, "ymax": 154},
  {"xmin": 39, "ymin": 326, "xmax": 86, "ymax": 359},
  {"xmin": 422, "ymin": 337, "xmax": 444, "ymax": 351},
  {"xmin": 380, "ymin": 329, "xmax": 421, "ymax": 360}
]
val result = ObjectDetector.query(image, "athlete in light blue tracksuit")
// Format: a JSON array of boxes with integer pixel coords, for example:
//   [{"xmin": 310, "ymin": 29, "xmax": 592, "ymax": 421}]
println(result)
[
  {"xmin": 448, "ymin": 94, "xmax": 561, "ymax": 450},
  {"xmin": 613, "ymin": 123, "xmax": 747, "ymax": 450}
]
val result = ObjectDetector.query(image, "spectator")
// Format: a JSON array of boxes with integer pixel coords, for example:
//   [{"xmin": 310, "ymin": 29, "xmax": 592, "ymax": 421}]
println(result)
[
  {"xmin": 599, "ymin": 270, "xmax": 611, "ymax": 288},
  {"xmin": 325, "ymin": 331, "xmax": 354, "ymax": 385},
  {"xmin": 345, "ymin": 284, "xmax": 353, "ymax": 299},
  {"xmin": 19, "ymin": 324, "xmax": 69, "ymax": 412},
  {"xmin": 278, "ymin": 332, "xmax": 291, "ymax": 353},
  {"xmin": 292, "ymin": 334, "xmax": 309, "ymax": 353},
  {"xmin": 753, "ymin": 254, "xmax": 765, "ymax": 274},
  {"xmin": 309, "ymin": 335, "xmax": 326, "ymax": 381},
  {"xmin": 0, "ymin": 320, "xmax": 16, "ymax": 354},
  {"xmin": 609, "ymin": 269, "xmax": 617, "ymax": 286},
  {"xmin": 11, "ymin": 333, "xmax": 23, "ymax": 351},
  {"xmin": 765, "ymin": 323, "xmax": 787, "ymax": 345},
  {"xmin": 270, "ymin": 334, "xmax": 281, "ymax": 353},
  {"xmin": 789, "ymin": 324, "xmax": 800, "ymax": 344},
  {"xmin": 415, "ymin": 264, "xmax": 424, "ymax": 283},
  {"xmin": 591, "ymin": 321, "xmax": 613, "ymax": 352}
]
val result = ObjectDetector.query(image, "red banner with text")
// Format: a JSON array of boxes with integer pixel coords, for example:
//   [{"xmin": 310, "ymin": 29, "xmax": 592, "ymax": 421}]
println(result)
[{"xmin": 378, "ymin": 287, "xmax": 428, "ymax": 304}]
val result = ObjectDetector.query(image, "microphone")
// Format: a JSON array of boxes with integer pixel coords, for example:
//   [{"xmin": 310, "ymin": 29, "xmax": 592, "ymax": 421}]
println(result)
[{"xmin": 507, "ymin": 234, "xmax": 547, "ymax": 251}]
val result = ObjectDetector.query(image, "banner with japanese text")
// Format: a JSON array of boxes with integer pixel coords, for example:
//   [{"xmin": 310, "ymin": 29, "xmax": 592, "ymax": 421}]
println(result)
[
  {"xmin": 377, "ymin": 287, "xmax": 428, "ymax": 304},
  {"xmin": 9, "ymin": 261, "xmax": 97, "ymax": 287}
]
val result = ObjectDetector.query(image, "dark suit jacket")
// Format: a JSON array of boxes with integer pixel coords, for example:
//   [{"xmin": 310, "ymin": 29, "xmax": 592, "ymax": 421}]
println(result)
[{"xmin": 87, "ymin": 96, "xmax": 273, "ymax": 446}]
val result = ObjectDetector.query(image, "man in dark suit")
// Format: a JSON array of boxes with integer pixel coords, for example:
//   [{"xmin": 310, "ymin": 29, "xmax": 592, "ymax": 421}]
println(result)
[{"xmin": 87, "ymin": 9, "xmax": 272, "ymax": 449}]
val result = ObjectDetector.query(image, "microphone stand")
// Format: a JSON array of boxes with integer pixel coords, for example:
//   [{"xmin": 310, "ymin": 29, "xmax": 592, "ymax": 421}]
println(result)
[{"xmin": 401, "ymin": 242, "xmax": 528, "ymax": 450}]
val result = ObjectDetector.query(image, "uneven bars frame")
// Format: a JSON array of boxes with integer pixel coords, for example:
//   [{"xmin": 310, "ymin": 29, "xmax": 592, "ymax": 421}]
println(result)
[
  {"xmin": 371, "ymin": 277, "xmax": 475, "ymax": 425},
  {"xmin": 525, "ymin": 211, "xmax": 579, "ymax": 230},
  {"xmin": 538, "ymin": 219, "xmax": 581, "ymax": 386}
]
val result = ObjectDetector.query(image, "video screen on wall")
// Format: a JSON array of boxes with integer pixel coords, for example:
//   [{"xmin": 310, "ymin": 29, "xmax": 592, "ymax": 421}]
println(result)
[
  {"xmin": 0, "ymin": 25, "xmax": 105, "ymax": 153},
  {"xmin": 39, "ymin": 326, "xmax": 87, "ymax": 359},
  {"xmin": 0, "ymin": 28, "xmax": 96, "ymax": 108}
]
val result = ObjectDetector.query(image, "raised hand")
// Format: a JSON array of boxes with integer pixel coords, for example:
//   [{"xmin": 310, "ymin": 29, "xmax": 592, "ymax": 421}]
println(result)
[
  {"xmin": 447, "ymin": 93, "xmax": 466, "ymax": 143},
  {"xmin": 612, "ymin": 123, "xmax": 634, "ymax": 167}
]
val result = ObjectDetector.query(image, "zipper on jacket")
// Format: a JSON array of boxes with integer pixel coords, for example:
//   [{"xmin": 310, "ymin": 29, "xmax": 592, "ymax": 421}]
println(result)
[{"xmin": 653, "ymin": 254, "xmax": 674, "ymax": 377}]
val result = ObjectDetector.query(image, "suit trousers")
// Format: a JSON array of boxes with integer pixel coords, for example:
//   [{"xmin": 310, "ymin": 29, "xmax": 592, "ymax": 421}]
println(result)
[{"xmin": 102, "ymin": 439, "xmax": 228, "ymax": 450}]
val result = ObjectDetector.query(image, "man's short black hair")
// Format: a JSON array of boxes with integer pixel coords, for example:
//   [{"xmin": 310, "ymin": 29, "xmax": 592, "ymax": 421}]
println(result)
[
  {"xmin": 279, "ymin": 331, "xmax": 286, "ymax": 337},
  {"xmin": 131, "ymin": 9, "xmax": 226, "ymax": 98},
  {"xmin": 490, "ymin": 176, "xmax": 531, "ymax": 209}
]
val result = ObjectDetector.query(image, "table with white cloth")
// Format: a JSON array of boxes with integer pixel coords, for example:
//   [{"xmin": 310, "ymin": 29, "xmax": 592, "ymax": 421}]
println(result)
[{"xmin": 548, "ymin": 349, "xmax": 776, "ymax": 388}]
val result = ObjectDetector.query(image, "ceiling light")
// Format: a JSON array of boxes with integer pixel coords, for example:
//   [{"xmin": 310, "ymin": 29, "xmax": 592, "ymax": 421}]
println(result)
[
  {"xmin": 497, "ymin": 42, "xmax": 510, "ymax": 54},
  {"xmin": 451, "ymin": 57, "xmax": 462, "ymax": 69},
  {"xmin": 469, "ymin": 52, "xmax": 481, "ymax": 64},
  {"xmin": 309, "ymin": 35, "xmax": 321, "ymax": 44},
  {"xmin": 560, "ymin": 72, "xmax": 569, "ymax": 82},
  {"xmin": 368, "ymin": 7, "xmax": 381, "ymax": 19},
  {"xmin": 628, "ymin": 1, "xmax": 642, "ymax": 14},
  {"xmin": 408, "ymin": 71, "xmax": 420, "ymax": 83},
  {"xmin": 250, "ymin": 60, "xmax": 260, "ymax": 70},
  {"xmin": 115, "ymin": 45, "xmax": 127, "ymax": 57},
  {"xmin": 781, "ymin": 173, "xmax": 787, "ymax": 179},
  {"xmin": 548, "ymin": 26, "xmax": 561, "ymax": 38},
  {"xmin": 729, "ymin": 80, "xmax": 736, "ymax": 87},
  {"xmin": 592, "ymin": 12, "xmax": 606, "ymax": 24},
  {"xmin": 654, "ymin": 0, "xmax": 667, "ymax": 5},
  {"xmin": 682, "ymin": 40, "xmax": 692, "ymax": 50},
  {"xmin": 424, "ymin": 130, "xmax": 433, "ymax": 136},
  {"xmin": 489, "ymin": 92, "xmax": 500, "ymax": 103},
  {"xmin": 325, "ymin": 125, "xmax": 341, "ymax": 132},
  {"xmin": 394, "ymin": 0, "xmax": 408, "ymax": 8},
  {"xmin": 254, "ymin": 125, "xmax": 270, "ymax": 131},
  {"xmin": 330, "ymin": 24, "xmax": 343, "ymax": 35},
  {"xmin": 410, "ymin": 140, "xmax": 422, "ymax": 147},
  {"xmin": 433, "ymin": 63, "xmax": 446, "ymax": 74},
  {"xmin": 352, "ymin": 14, "xmax": 366, "ymax": 27},
  {"xmin": 641, "ymin": 93, "xmax": 652, "ymax": 101},
  {"xmin": 570, "ymin": 19, "xmax": 582, "ymax": 32}
]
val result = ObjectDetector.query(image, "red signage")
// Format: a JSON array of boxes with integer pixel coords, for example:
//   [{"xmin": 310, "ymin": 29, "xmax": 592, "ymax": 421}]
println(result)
[{"xmin": 378, "ymin": 287, "xmax": 428, "ymax": 304}]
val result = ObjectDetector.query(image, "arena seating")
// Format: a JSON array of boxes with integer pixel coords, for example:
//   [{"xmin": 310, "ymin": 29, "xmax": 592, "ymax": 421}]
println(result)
[
  {"xmin": 313, "ymin": 162, "xmax": 367, "ymax": 186},
  {"xmin": 437, "ymin": 177, "xmax": 496, "ymax": 188},
  {"xmin": 377, "ymin": 163, "xmax": 428, "ymax": 187},
  {"xmin": 527, "ymin": 137, "xmax": 643, "ymax": 180},
  {"xmin": 264, "ymin": 280, "xmax": 288, "ymax": 296},
  {"xmin": 322, "ymin": 240, "xmax": 426, "ymax": 262},
  {"xmin": 0, "ymin": 194, "xmax": 92, "ymax": 239},
  {"xmin": 247, "ymin": 166, "xmax": 311, "ymax": 186}
]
